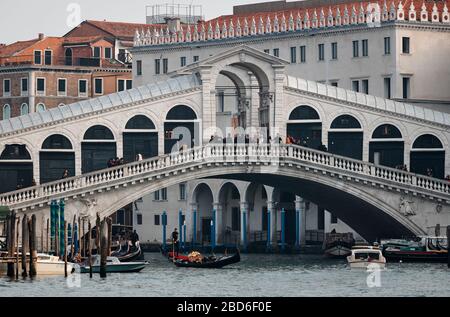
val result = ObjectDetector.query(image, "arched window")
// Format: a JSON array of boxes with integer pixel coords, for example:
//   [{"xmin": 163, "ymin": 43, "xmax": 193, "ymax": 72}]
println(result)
[
  {"xmin": 126, "ymin": 115, "xmax": 156, "ymax": 130},
  {"xmin": 20, "ymin": 103, "xmax": 29, "ymax": 116},
  {"xmin": 65, "ymin": 48, "xmax": 73, "ymax": 66},
  {"xmin": 412, "ymin": 134, "xmax": 443, "ymax": 149},
  {"xmin": 42, "ymin": 134, "xmax": 73, "ymax": 150},
  {"xmin": 84, "ymin": 125, "xmax": 115, "ymax": 140},
  {"xmin": 36, "ymin": 103, "xmax": 46, "ymax": 112},
  {"xmin": 372, "ymin": 124, "xmax": 402, "ymax": 139},
  {"xmin": 331, "ymin": 115, "xmax": 361, "ymax": 129},
  {"xmin": 166, "ymin": 105, "xmax": 197, "ymax": 120},
  {"xmin": 58, "ymin": 103, "xmax": 66, "ymax": 107},
  {"xmin": 0, "ymin": 144, "xmax": 31, "ymax": 160},
  {"xmin": 288, "ymin": 105, "xmax": 320, "ymax": 121},
  {"xmin": 2, "ymin": 104, "xmax": 11, "ymax": 120},
  {"xmin": 0, "ymin": 145, "xmax": 33, "ymax": 193}
]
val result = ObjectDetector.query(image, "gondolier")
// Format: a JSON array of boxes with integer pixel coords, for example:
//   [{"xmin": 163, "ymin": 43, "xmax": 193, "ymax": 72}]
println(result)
[{"xmin": 172, "ymin": 228, "xmax": 179, "ymax": 256}]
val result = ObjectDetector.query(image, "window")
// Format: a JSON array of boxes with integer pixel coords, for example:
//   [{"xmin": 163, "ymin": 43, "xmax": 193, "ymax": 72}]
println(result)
[
  {"xmin": 162, "ymin": 58, "xmax": 168, "ymax": 74},
  {"xmin": 290, "ymin": 47, "xmax": 297, "ymax": 63},
  {"xmin": 44, "ymin": 50, "xmax": 52, "ymax": 65},
  {"xmin": 231, "ymin": 207, "xmax": 240, "ymax": 231},
  {"xmin": 117, "ymin": 79, "xmax": 132, "ymax": 92},
  {"xmin": 3, "ymin": 79, "xmax": 10, "ymax": 96},
  {"xmin": 318, "ymin": 44, "xmax": 324, "ymax": 61},
  {"xmin": 136, "ymin": 60, "xmax": 142, "ymax": 76},
  {"xmin": 384, "ymin": 37, "xmax": 391, "ymax": 55},
  {"xmin": 352, "ymin": 40, "xmax": 359, "ymax": 57},
  {"xmin": 318, "ymin": 208, "xmax": 325, "ymax": 230},
  {"xmin": 330, "ymin": 81, "xmax": 338, "ymax": 87},
  {"xmin": 402, "ymin": 37, "xmax": 410, "ymax": 54},
  {"xmin": 180, "ymin": 56, "xmax": 186, "ymax": 67},
  {"xmin": 36, "ymin": 103, "xmax": 46, "ymax": 112},
  {"xmin": 154, "ymin": 215, "xmax": 160, "ymax": 226},
  {"xmin": 155, "ymin": 59, "xmax": 161, "ymax": 75},
  {"xmin": 126, "ymin": 80, "xmax": 132, "ymax": 90},
  {"xmin": 331, "ymin": 214, "xmax": 338, "ymax": 224},
  {"xmin": 331, "ymin": 42, "xmax": 338, "ymax": 60},
  {"xmin": 362, "ymin": 39, "xmax": 368, "ymax": 56},
  {"xmin": 362, "ymin": 79, "xmax": 369, "ymax": 94},
  {"xmin": 104, "ymin": 47, "xmax": 112, "ymax": 59},
  {"xmin": 78, "ymin": 79, "xmax": 87, "ymax": 97},
  {"xmin": 263, "ymin": 49, "xmax": 270, "ymax": 54},
  {"xmin": 179, "ymin": 183, "xmax": 186, "ymax": 200},
  {"xmin": 93, "ymin": 47, "xmax": 101, "ymax": 58},
  {"xmin": 273, "ymin": 48, "xmax": 280, "ymax": 57},
  {"xmin": 161, "ymin": 188, "xmax": 168, "ymax": 201},
  {"xmin": 21, "ymin": 78, "xmax": 28, "ymax": 95},
  {"xmin": 36, "ymin": 78, "xmax": 45, "ymax": 95},
  {"xmin": 352, "ymin": 80, "xmax": 360, "ymax": 92},
  {"xmin": 94, "ymin": 78, "xmax": 103, "ymax": 95},
  {"xmin": 217, "ymin": 91, "xmax": 225, "ymax": 112},
  {"xmin": 300, "ymin": 45, "xmax": 306, "ymax": 63},
  {"xmin": 262, "ymin": 207, "xmax": 268, "ymax": 231},
  {"xmin": 137, "ymin": 214, "xmax": 143, "ymax": 225},
  {"xmin": 193, "ymin": 56, "xmax": 199, "ymax": 62},
  {"xmin": 154, "ymin": 190, "xmax": 160, "ymax": 201},
  {"xmin": 402, "ymin": 77, "xmax": 410, "ymax": 99},
  {"xmin": 384, "ymin": 77, "xmax": 391, "ymax": 99},
  {"xmin": 2, "ymin": 104, "xmax": 11, "ymax": 120},
  {"xmin": 20, "ymin": 103, "xmax": 29, "ymax": 116},
  {"xmin": 34, "ymin": 51, "xmax": 42, "ymax": 64},
  {"xmin": 57, "ymin": 78, "xmax": 67, "ymax": 96}
]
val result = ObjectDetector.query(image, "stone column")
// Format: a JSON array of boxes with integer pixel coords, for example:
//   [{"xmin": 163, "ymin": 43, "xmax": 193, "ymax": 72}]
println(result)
[
  {"xmin": 270, "ymin": 202, "xmax": 278, "ymax": 248},
  {"xmin": 249, "ymin": 73, "xmax": 260, "ymax": 128},
  {"xmin": 200, "ymin": 66, "xmax": 216, "ymax": 145},
  {"xmin": 190, "ymin": 203, "xmax": 199, "ymax": 245},
  {"xmin": 295, "ymin": 196, "xmax": 306, "ymax": 247},
  {"xmin": 213, "ymin": 202, "xmax": 223, "ymax": 245},
  {"xmin": 240, "ymin": 201, "xmax": 248, "ymax": 249},
  {"xmin": 272, "ymin": 65, "xmax": 286, "ymax": 138}
]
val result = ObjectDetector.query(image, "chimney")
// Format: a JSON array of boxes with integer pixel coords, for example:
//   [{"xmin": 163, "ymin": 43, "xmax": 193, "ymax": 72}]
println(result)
[
  {"xmin": 165, "ymin": 17, "xmax": 181, "ymax": 33},
  {"xmin": 38, "ymin": 33, "xmax": 45, "ymax": 40}
]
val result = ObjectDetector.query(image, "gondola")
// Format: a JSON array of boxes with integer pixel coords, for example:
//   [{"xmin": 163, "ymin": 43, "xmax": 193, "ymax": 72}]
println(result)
[
  {"xmin": 173, "ymin": 251, "xmax": 241, "ymax": 269},
  {"xmin": 111, "ymin": 241, "xmax": 144, "ymax": 262}
]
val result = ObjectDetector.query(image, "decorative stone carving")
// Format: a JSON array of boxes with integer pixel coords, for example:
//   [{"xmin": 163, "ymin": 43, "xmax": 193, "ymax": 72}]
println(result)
[
  {"xmin": 382, "ymin": 0, "xmax": 389, "ymax": 21},
  {"xmin": 400, "ymin": 197, "xmax": 416, "ymax": 216},
  {"xmin": 389, "ymin": 1, "xmax": 397, "ymax": 20},
  {"xmin": 397, "ymin": 1, "xmax": 405, "ymax": 21},
  {"xmin": 431, "ymin": 2, "xmax": 439, "ymax": 22},
  {"xmin": 443, "ymin": 4, "xmax": 450, "ymax": 23},
  {"xmin": 409, "ymin": 2, "xmax": 416, "ymax": 21},
  {"xmin": 420, "ymin": 1, "xmax": 428, "ymax": 21},
  {"xmin": 296, "ymin": 11, "xmax": 303, "ymax": 30}
]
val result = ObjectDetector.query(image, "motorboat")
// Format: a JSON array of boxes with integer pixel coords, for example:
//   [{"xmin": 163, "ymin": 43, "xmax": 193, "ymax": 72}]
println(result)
[
  {"xmin": 79, "ymin": 255, "xmax": 147, "ymax": 273},
  {"xmin": 323, "ymin": 232, "xmax": 355, "ymax": 258},
  {"xmin": 0, "ymin": 253, "xmax": 74, "ymax": 276},
  {"xmin": 381, "ymin": 236, "xmax": 448, "ymax": 263},
  {"xmin": 347, "ymin": 246, "xmax": 386, "ymax": 269}
]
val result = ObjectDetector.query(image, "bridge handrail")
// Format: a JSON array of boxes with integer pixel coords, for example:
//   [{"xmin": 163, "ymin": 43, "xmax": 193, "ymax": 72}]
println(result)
[{"xmin": 0, "ymin": 143, "xmax": 448, "ymax": 207}]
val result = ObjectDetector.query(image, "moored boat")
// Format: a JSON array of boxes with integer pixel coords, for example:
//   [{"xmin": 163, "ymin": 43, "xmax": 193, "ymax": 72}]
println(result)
[
  {"xmin": 111, "ymin": 241, "xmax": 144, "ymax": 262},
  {"xmin": 173, "ymin": 251, "xmax": 241, "ymax": 269},
  {"xmin": 347, "ymin": 246, "xmax": 386, "ymax": 269},
  {"xmin": 381, "ymin": 236, "xmax": 448, "ymax": 263},
  {"xmin": 79, "ymin": 255, "xmax": 147, "ymax": 273},
  {"xmin": 0, "ymin": 253, "xmax": 74, "ymax": 276},
  {"xmin": 323, "ymin": 232, "xmax": 355, "ymax": 258}
]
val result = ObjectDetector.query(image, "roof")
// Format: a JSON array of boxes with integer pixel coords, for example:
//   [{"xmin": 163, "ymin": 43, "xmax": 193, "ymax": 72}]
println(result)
[
  {"xmin": 286, "ymin": 76, "xmax": 450, "ymax": 126},
  {"xmin": 69, "ymin": 20, "xmax": 163, "ymax": 40},
  {"xmin": 63, "ymin": 36, "xmax": 112, "ymax": 46},
  {"xmin": 0, "ymin": 75, "xmax": 201, "ymax": 136},
  {"xmin": 0, "ymin": 39, "xmax": 40, "ymax": 57}
]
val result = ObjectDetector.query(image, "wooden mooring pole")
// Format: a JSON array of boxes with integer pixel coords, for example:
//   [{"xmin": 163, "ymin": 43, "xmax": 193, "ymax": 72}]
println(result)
[
  {"xmin": 71, "ymin": 215, "xmax": 76, "ymax": 260},
  {"xmin": 100, "ymin": 219, "xmax": 108, "ymax": 278},
  {"xmin": 21, "ymin": 215, "xmax": 29, "ymax": 277},
  {"xmin": 29, "ymin": 215, "xmax": 37, "ymax": 277},
  {"xmin": 447, "ymin": 226, "xmax": 450, "ymax": 269},
  {"xmin": 88, "ymin": 221, "xmax": 93, "ymax": 278},
  {"xmin": 15, "ymin": 217, "xmax": 20, "ymax": 280},
  {"xmin": 107, "ymin": 217, "xmax": 112, "ymax": 256},
  {"xmin": 7, "ymin": 211, "xmax": 16, "ymax": 278},
  {"xmin": 96, "ymin": 213, "xmax": 101, "ymax": 255},
  {"xmin": 46, "ymin": 218, "xmax": 49, "ymax": 254},
  {"xmin": 64, "ymin": 221, "xmax": 68, "ymax": 278}
]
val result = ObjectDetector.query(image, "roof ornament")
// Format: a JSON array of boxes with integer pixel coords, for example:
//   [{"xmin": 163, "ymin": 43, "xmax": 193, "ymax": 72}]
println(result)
[
  {"xmin": 288, "ymin": 12, "xmax": 295, "ymax": 31},
  {"xmin": 265, "ymin": 15, "xmax": 272, "ymax": 34},
  {"xmin": 431, "ymin": 2, "xmax": 439, "ymax": 22},
  {"xmin": 327, "ymin": 7, "xmax": 334, "ymax": 27},
  {"xmin": 409, "ymin": 2, "xmax": 417, "ymax": 21},
  {"xmin": 236, "ymin": 18, "xmax": 242, "ymax": 37},
  {"xmin": 443, "ymin": 3, "xmax": 449, "ymax": 23},
  {"xmin": 214, "ymin": 21, "xmax": 221, "ymax": 39},
  {"xmin": 244, "ymin": 17, "xmax": 250, "ymax": 36},
  {"xmin": 281, "ymin": 13, "xmax": 287, "ymax": 32},
  {"xmin": 221, "ymin": 20, "xmax": 228, "ymax": 39},
  {"xmin": 177, "ymin": 28, "xmax": 184, "ymax": 43},
  {"xmin": 319, "ymin": 8, "xmax": 326, "ymax": 27},
  {"xmin": 145, "ymin": 28, "xmax": 152, "ymax": 45},
  {"xmin": 186, "ymin": 26, "xmax": 192, "ymax": 42},
  {"xmin": 343, "ymin": 5, "xmax": 350, "ymax": 25},
  {"xmin": 335, "ymin": 7, "xmax": 342, "ymax": 26},
  {"xmin": 397, "ymin": 1, "xmax": 405, "ymax": 21},
  {"xmin": 193, "ymin": 24, "xmax": 199, "ymax": 42},
  {"xmin": 258, "ymin": 15, "xmax": 265, "ymax": 34},
  {"xmin": 296, "ymin": 11, "xmax": 303, "ymax": 30},
  {"xmin": 351, "ymin": 5, "xmax": 358, "ymax": 24},
  {"xmin": 229, "ymin": 19, "xmax": 235, "ymax": 38},
  {"xmin": 200, "ymin": 22, "xmax": 206, "ymax": 41},
  {"xmin": 382, "ymin": 0, "xmax": 389, "ymax": 21},
  {"xmin": 134, "ymin": 29, "xmax": 141, "ymax": 46},
  {"xmin": 389, "ymin": 1, "xmax": 396, "ymax": 20},
  {"xmin": 358, "ymin": 3, "xmax": 366, "ymax": 23},
  {"xmin": 312, "ymin": 9, "xmax": 319, "ymax": 28},
  {"xmin": 164, "ymin": 26, "xmax": 171, "ymax": 44},
  {"xmin": 274, "ymin": 14, "xmax": 280, "ymax": 33},
  {"xmin": 207, "ymin": 22, "xmax": 213, "ymax": 40},
  {"xmin": 250, "ymin": 16, "xmax": 257, "ymax": 35},
  {"xmin": 303, "ymin": 10, "xmax": 310, "ymax": 29},
  {"xmin": 420, "ymin": 1, "xmax": 428, "ymax": 21}
]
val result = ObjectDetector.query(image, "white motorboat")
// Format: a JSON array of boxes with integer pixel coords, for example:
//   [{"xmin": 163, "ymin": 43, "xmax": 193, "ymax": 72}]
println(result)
[
  {"xmin": 347, "ymin": 246, "xmax": 386, "ymax": 269},
  {"xmin": 0, "ymin": 253, "xmax": 73, "ymax": 276}
]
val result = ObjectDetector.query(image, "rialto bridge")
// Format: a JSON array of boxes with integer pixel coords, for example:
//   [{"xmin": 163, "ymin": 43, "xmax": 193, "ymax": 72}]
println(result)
[{"xmin": 0, "ymin": 46, "xmax": 449, "ymax": 243}]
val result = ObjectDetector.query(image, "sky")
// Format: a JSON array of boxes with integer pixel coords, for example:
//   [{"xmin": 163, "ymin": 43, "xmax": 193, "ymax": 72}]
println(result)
[{"xmin": 0, "ymin": 0, "xmax": 280, "ymax": 44}]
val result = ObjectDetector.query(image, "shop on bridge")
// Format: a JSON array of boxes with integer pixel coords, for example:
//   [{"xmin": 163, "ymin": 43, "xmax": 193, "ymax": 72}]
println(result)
[
  {"xmin": 287, "ymin": 105, "xmax": 322, "ymax": 150},
  {"xmin": 369, "ymin": 124, "xmax": 404, "ymax": 169},
  {"xmin": 328, "ymin": 115, "xmax": 363, "ymax": 160},
  {"xmin": 39, "ymin": 134, "xmax": 75, "ymax": 184},
  {"xmin": 81, "ymin": 125, "xmax": 117, "ymax": 173},
  {"xmin": 0, "ymin": 144, "xmax": 33, "ymax": 193},
  {"xmin": 123, "ymin": 115, "xmax": 158, "ymax": 163},
  {"xmin": 410, "ymin": 134, "xmax": 446, "ymax": 179},
  {"xmin": 164, "ymin": 105, "xmax": 199, "ymax": 154}
]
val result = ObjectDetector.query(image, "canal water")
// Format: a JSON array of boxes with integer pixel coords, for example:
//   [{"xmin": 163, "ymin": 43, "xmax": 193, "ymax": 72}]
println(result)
[{"xmin": 0, "ymin": 253, "xmax": 449, "ymax": 297}]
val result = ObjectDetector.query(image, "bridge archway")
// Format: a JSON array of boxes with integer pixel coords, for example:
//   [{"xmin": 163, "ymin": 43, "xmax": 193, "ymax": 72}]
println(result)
[
  {"xmin": 245, "ymin": 183, "xmax": 268, "ymax": 238},
  {"xmin": 410, "ymin": 134, "xmax": 445, "ymax": 178},
  {"xmin": 164, "ymin": 105, "xmax": 199, "ymax": 154},
  {"xmin": 218, "ymin": 182, "xmax": 242, "ymax": 245},
  {"xmin": 0, "ymin": 144, "xmax": 33, "ymax": 193},
  {"xmin": 328, "ymin": 114, "xmax": 364, "ymax": 160},
  {"xmin": 369, "ymin": 124, "xmax": 404, "ymax": 168},
  {"xmin": 123, "ymin": 115, "xmax": 158, "ymax": 163},
  {"xmin": 272, "ymin": 188, "xmax": 297, "ymax": 245},
  {"xmin": 287, "ymin": 105, "xmax": 322, "ymax": 149},
  {"xmin": 81, "ymin": 125, "xmax": 117, "ymax": 173},
  {"xmin": 192, "ymin": 183, "xmax": 214, "ymax": 244},
  {"xmin": 40, "ymin": 134, "xmax": 75, "ymax": 184}
]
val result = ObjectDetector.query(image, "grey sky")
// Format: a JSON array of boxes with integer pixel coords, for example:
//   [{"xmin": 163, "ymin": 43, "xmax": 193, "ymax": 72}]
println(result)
[{"xmin": 0, "ymin": 0, "xmax": 279, "ymax": 44}]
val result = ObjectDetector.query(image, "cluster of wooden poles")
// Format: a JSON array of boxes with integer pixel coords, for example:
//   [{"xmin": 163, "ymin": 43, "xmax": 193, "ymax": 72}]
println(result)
[
  {"xmin": 4, "ymin": 211, "xmax": 37, "ymax": 279},
  {"xmin": 4, "ymin": 209, "xmax": 114, "ymax": 279}
]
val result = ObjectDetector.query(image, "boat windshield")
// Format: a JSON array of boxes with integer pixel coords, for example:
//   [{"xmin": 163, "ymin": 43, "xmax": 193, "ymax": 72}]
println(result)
[{"xmin": 354, "ymin": 252, "xmax": 380, "ymax": 260}]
